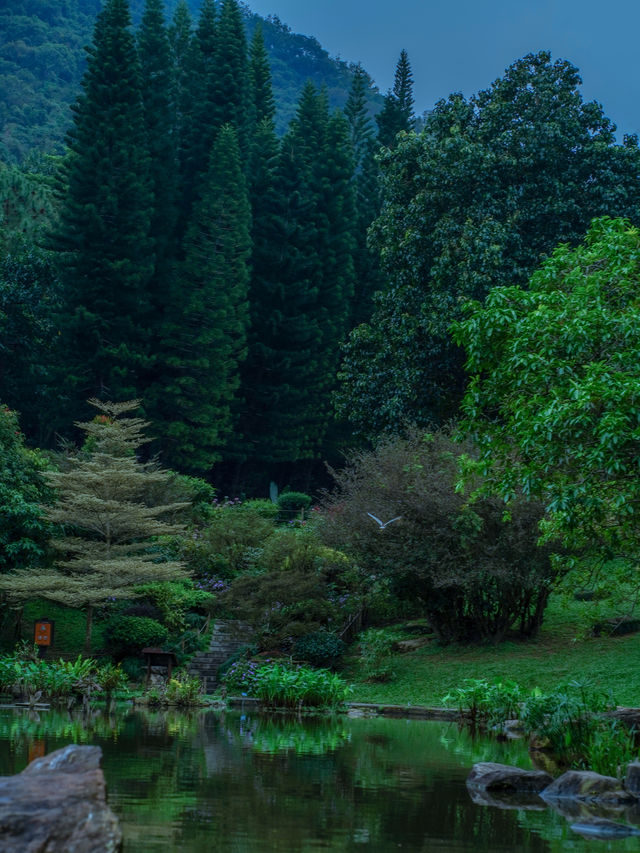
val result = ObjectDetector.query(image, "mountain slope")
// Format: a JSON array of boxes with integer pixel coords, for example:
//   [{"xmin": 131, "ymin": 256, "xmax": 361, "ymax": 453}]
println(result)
[{"xmin": 0, "ymin": 0, "xmax": 383, "ymax": 163}]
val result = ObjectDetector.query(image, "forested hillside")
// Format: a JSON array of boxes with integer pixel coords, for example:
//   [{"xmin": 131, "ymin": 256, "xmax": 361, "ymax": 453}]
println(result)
[{"xmin": 0, "ymin": 0, "xmax": 383, "ymax": 163}]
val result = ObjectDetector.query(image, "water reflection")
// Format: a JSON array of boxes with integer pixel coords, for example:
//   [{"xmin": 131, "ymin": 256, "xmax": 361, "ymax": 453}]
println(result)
[{"xmin": 0, "ymin": 706, "xmax": 636, "ymax": 851}]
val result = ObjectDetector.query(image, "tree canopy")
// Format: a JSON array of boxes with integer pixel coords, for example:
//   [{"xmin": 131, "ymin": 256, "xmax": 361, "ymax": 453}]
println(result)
[
  {"xmin": 453, "ymin": 216, "xmax": 640, "ymax": 559},
  {"xmin": 337, "ymin": 52, "xmax": 640, "ymax": 437}
]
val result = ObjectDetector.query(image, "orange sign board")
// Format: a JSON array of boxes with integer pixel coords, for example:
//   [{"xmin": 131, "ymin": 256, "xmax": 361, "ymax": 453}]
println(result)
[{"xmin": 34, "ymin": 621, "xmax": 52, "ymax": 646}]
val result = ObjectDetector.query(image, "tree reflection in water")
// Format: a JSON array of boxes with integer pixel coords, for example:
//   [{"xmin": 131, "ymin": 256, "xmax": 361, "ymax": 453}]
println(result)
[{"xmin": 1, "ymin": 706, "xmax": 632, "ymax": 852}]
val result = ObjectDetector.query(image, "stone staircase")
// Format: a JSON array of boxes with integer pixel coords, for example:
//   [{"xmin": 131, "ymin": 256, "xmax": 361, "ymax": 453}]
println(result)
[{"xmin": 187, "ymin": 621, "xmax": 252, "ymax": 694}]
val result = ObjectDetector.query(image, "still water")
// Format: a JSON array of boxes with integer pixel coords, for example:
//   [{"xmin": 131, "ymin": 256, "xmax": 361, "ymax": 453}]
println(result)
[{"xmin": 0, "ymin": 706, "xmax": 636, "ymax": 852}]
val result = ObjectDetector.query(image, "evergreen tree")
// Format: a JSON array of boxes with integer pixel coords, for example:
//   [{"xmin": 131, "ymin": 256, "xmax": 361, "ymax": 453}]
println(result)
[
  {"xmin": 344, "ymin": 65, "xmax": 385, "ymax": 326},
  {"xmin": 376, "ymin": 49, "xmax": 415, "ymax": 147},
  {"xmin": 138, "ymin": 0, "xmax": 178, "ymax": 292},
  {"xmin": 49, "ymin": 0, "xmax": 153, "ymax": 419},
  {"xmin": 0, "ymin": 400, "xmax": 190, "ymax": 650},
  {"xmin": 249, "ymin": 25, "xmax": 275, "ymax": 127},
  {"xmin": 168, "ymin": 0, "xmax": 195, "ymax": 198},
  {"xmin": 344, "ymin": 64, "xmax": 374, "ymax": 170},
  {"xmin": 179, "ymin": 0, "xmax": 217, "ymax": 233},
  {"xmin": 236, "ymin": 84, "xmax": 356, "ymax": 481},
  {"xmin": 154, "ymin": 125, "xmax": 251, "ymax": 473},
  {"xmin": 213, "ymin": 0, "xmax": 251, "ymax": 157}
]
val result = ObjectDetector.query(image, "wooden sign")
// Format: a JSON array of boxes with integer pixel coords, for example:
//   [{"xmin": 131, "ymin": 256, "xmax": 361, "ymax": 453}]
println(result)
[{"xmin": 34, "ymin": 620, "xmax": 53, "ymax": 647}]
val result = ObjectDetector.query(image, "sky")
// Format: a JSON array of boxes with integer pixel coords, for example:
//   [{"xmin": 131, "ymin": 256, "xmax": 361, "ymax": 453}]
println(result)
[{"xmin": 245, "ymin": 0, "xmax": 640, "ymax": 139}]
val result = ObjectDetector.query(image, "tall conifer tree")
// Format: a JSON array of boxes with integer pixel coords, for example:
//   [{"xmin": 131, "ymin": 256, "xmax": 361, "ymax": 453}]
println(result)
[
  {"xmin": 154, "ymin": 125, "xmax": 251, "ymax": 473},
  {"xmin": 180, "ymin": 0, "xmax": 217, "ymax": 233},
  {"xmin": 138, "ymin": 0, "xmax": 178, "ymax": 291},
  {"xmin": 49, "ymin": 0, "xmax": 153, "ymax": 418},
  {"xmin": 214, "ymin": 0, "xmax": 250, "ymax": 157},
  {"xmin": 169, "ymin": 0, "xmax": 195, "ymax": 210},
  {"xmin": 249, "ymin": 25, "xmax": 275, "ymax": 127},
  {"xmin": 344, "ymin": 65, "xmax": 385, "ymax": 326},
  {"xmin": 376, "ymin": 49, "xmax": 415, "ymax": 147}
]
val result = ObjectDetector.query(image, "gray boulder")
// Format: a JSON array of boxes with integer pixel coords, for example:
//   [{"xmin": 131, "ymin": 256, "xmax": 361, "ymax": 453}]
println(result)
[
  {"xmin": 0, "ymin": 744, "xmax": 122, "ymax": 852},
  {"xmin": 466, "ymin": 762, "xmax": 553, "ymax": 794},
  {"xmin": 541, "ymin": 770, "xmax": 636, "ymax": 805}
]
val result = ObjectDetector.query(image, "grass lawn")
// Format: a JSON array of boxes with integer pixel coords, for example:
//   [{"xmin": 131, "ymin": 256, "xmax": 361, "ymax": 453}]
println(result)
[{"xmin": 344, "ymin": 595, "xmax": 640, "ymax": 707}]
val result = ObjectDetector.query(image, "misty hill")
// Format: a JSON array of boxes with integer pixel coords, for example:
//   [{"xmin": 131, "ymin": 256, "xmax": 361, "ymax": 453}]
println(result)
[{"xmin": 0, "ymin": 0, "xmax": 383, "ymax": 163}]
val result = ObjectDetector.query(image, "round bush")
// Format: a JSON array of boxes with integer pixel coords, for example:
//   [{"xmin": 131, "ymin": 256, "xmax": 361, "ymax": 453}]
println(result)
[
  {"xmin": 277, "ymin": 491, "xmax": 313, "ymax": 521},
  {"xmin": 106, "ymin": 615, "xmax": 168, "ymax": 658},
  {"xmin": 294, "ymin": 631, "xmax": 346, "ymax": 667}
]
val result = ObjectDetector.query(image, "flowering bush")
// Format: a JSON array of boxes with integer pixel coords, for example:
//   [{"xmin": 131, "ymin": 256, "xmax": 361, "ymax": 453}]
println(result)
[{"xmin": 222, "ymin": 658, "xmax": 262, "ymax": 694}]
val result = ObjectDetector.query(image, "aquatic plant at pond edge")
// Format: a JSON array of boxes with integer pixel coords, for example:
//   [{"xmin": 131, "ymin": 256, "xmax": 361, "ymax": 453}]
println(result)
[
  {"xmin": 443, "ymin": 678, "xmax": 635, "ymax": 776},
  {"xmin": 234, "ymin": 661, "xmax": 351, "ymax": 709},
  {"xmin": 0, "ymin": 651, "xmax": 128, "ymax": 704}
]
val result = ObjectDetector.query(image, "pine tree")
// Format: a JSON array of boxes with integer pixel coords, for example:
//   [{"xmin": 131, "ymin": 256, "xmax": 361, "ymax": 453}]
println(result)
[
  {"xmin": 0, "ymin": 400, "xmax": 190, "ymax": 651},
  {"xmin": 249, "ymin": 25, "xmax": 275, "ymax": 127},
  {"xmin": 344, "ymin": 64, "xmax": 374, "ymax": 171},
  {"xmin": 49, "ymin": 0, "xmax": 153, "ymax": 419},
  {"xmin": 154, "ymin": 125, "xmax": 251, "ymax": 473},
  {"xmin": 138, "ymin": 0, "xmax": 178, "ymax": 293},
  {"xmin": 376, "ymin": 49, "xmax": 415, "ymax": 147},
  {"xmin": 344, "ymin": 66, "xmax": 385, "ymax": 326},
  {"xmin": 169, "ymin": 0, "xmax": 195, "ymax": 214},
  {"xmin": 213, "ymin": 0, "xmax": 250, "ymax": 157},
  {"xmin": 237, "ymin": 84, "xmax": 356, "ymax": 478},
  {"xmin": 179, "ymin": 0, "xmax": 217, "ymax": 232}
]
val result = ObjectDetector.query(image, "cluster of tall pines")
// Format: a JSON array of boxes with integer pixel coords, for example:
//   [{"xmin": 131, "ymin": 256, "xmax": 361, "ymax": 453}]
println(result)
[{"xmin": 44, "ymin": 0, "xmax": 413, "ymax": 492}]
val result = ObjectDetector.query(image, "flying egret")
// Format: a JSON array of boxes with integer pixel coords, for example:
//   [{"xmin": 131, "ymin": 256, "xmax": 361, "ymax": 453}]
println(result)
[{"xmin": 366, "ymin": 512, "xmax": 402, "ymax": 529}]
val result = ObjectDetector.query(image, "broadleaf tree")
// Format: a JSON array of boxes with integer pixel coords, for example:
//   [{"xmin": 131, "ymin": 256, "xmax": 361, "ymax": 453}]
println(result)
[
  {"xmin": 337, "ymin": 52, "xmax": 640, "ymax": 438},
  {"xmin": 453, "ymin": 217, "xmax": 640, "ymax": 565}
]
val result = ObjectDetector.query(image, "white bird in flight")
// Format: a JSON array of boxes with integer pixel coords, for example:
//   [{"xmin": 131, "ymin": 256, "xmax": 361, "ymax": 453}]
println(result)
[{"xmin": 366, "ymin": 512, "xmax": 402, "ymax": 529}]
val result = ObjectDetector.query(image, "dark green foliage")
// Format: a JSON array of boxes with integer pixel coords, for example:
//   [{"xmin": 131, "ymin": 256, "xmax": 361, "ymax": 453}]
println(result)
[
  {"xmin": 0, "ymin": 248, "xmax": 62, "ymax": 442},
  {"xmin": 106, "ymin": 614, "xmax": 168, "ymax": 657},
  {"xmin": 248, "ymin": 84, "xmax": 355, "ymax": 468},
  {"xmin": 213, "ymin": 0, "xmax": 250, "ymax": 155},
  {"xmin": 153, "ymin": 124, "xmax": 251, "ymax": 472},
  {"xmin": 339, "ymin": 52, "xmax": 640, "ymax": 436},
  {"xmin": 277, "ymin": 491, "xmax": 312, "ymax": 520},
  {"xmin": 49, "ymin": 0, "xmax": 153, "ymax": 418},
  {"xmin": 171, "ymin": 503, "xmax": 275, "ymax": 579},
  {"xmin": 343, "ymin": 64, "xmax": 385, "ymax": 327},
  {"xmin": 0, "ymin": 0, "xmax": 100, "ymax": 163},
  {"xmin": 249, "ymin": 25, "xmax": 275, "ymax": 127},
  {"xmin": 0, "ymin": 405, "xmax": 52, "ymax": 573},
  {"xmin": 0, "ymin": 0, "xmax": 384, "ymax": 164},
  {"xmin": 376, "ymin": 49, "xmax": 414, "ymax": 147},
  {"xmin": 220, "ymin": 568, "xmax": 334, "ymax": 649},
  {"xmin": 137, "ymin": 0, "xmax": 178, "ymax": 277},
  {"xmin": 293, "ymin": 630, "xmax": 345, "ymax": 667},
  {"xmin": 322, "ymin": 429, "xmax": 562, "ymax": 644}
]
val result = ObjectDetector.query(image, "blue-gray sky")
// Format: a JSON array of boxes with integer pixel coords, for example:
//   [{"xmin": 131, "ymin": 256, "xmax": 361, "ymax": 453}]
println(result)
[{"xmin": 247, "ymin": 0, "xmax": 640, "ymax": 138}]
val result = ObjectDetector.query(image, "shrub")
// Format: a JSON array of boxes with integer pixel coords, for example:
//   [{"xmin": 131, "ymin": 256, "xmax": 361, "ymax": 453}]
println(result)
[
  {"xmin": 277, "ymin": 491, "xmax": 312, "ymax": 522},
  {"xmin": 165, "ymin": 671, "xmax": 203, "ymax": 705},
  {"xmin": 358, "ymin": 628, "xmax": 399, "ymax": 682},
  {"xmin": 322, "ymin": 429, "xmax": 563, "ymax": 644},
  {"xmin": 105, "ymin": 615, "xmax": 168, "ymax": 658},
  {"xmin": 293, "ymin": 631, "xmax": 346, "ymax": 667},
  {"xmin": 221, "ymin": 658, "xmax": 262, "ymax": 694},
  {"xmin": 171, "ymin": 504, "xmax": 274, "ymax": 578}
]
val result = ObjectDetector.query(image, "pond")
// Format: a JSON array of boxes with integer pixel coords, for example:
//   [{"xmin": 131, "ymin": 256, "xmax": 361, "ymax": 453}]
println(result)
[{"xmin": 0, "ymin": 705, "xmax": 637, "ymax": 852}]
